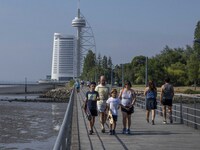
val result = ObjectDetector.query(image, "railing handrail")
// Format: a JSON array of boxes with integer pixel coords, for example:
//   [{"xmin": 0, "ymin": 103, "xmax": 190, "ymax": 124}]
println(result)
[
  {"xmin": 136, "ymin": 95, "xmax": 200, "ymax": 129},
  {"xmin": 175, "ymin": 93, "xmax": 200, "ymax": 99},
  {"xmin": 53, "ymin": 89, "xmax": 74, "ymax": 150}
]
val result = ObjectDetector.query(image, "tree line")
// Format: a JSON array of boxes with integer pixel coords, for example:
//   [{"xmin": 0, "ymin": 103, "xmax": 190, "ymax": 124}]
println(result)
[{"xmin": 81, "ymin": 21, "xmax": 200, "ymax": 87}]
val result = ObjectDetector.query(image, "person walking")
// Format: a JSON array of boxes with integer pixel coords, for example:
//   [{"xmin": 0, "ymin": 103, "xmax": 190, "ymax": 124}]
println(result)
[
  {"xmin": 144, "ymin": 80, "xmax": 157, "ymax": 125},
  {"xmin": 84, "ymin": 81, "xmax": 99, "ymax": 135},
  {"xmin": 119, "ymin": 80, "xmax": 136, "ymax": 134},
  {"xmin": 160, "ymin": 77, "xmax": 174, "ymax": 124},
  {"xmin": 74, "ymin": 80, "xmax": 80, "ymax": 93},
  {"xmin": 95, "ymin": 76, "xmax": 110, "ymax": 133},
  {"xmin": 106, "ymin": 89, "xmax": 121, "ymax": 135}
]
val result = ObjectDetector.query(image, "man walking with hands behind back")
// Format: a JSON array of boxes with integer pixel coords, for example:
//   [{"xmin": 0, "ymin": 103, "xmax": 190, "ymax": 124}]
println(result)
[
  {"xmin": 95, "ymin": 76, "xmax": 110, "ymax": 133},
  {"xmin": 160, "ymin": 77, "xmax": 174, "ymax": 124}
]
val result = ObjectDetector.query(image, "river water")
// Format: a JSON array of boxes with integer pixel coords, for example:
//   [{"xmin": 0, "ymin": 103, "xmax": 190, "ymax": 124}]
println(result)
[{"xmin": 0, "ymin": 101, "xmax": 67, "ymax": 150}]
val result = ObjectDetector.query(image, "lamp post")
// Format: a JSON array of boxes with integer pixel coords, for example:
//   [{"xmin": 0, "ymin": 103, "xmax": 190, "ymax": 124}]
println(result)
[
  {"xmin": 121, "ymin": 64, "xmax": 124, "ymax": 88},
  {"xmin": 25, "ymin": 77, "xmax": 27, "ymax": 100},
  {"xmin": 145, "ymin": 57, "xmax": 148, "ymax": 87},
  {"xmin": 110, "ymin": 64, "xmax": 114, "ymax": 88}
]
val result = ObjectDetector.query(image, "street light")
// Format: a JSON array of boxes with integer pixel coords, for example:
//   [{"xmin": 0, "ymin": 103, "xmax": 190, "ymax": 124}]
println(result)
[
  {"xmin": 110, "ymin": 65, "xmax": 113, "ymax": 87},
  {"xmin": 121, "ymin": 64, "xmax": 124, "ymax": 88},
  {"xmin": 145, "ymin": 57, "xmax": 148, "ymax": 87}
]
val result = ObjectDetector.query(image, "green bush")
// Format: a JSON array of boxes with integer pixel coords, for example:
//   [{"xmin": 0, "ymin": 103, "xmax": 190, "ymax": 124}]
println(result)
[
  {"xmin": 69, "ymin": 80, "xmax": 75, "ymax": 87},
  {"xmin": 183, "ymin": 89, "xmax": 200, "ymax": 94}
]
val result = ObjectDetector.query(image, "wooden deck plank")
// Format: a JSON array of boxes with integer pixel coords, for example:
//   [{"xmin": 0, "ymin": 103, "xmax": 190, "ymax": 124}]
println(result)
[{"xmin": 71, "ymin": 89, "xmax": 200, "ymax": 150}]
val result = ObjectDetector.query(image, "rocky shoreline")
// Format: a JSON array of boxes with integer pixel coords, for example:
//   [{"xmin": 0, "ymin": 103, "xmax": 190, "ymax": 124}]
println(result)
[
  {"xmin": 0, "ymin": 84, "xmax": 72, "ymax": 103},
  {"xmin": 39, "ymin": 86, "xmax": 71, "ymax": 102}
]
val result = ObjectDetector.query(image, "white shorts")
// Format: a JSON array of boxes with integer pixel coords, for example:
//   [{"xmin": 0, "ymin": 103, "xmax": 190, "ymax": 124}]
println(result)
[{"xmin": 97, "ymin": 100, "xmax": 106, "ymax": 112}]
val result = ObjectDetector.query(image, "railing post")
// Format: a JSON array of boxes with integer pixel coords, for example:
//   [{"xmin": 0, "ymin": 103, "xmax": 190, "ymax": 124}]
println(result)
[
  {"xmin": 186, "ymin": 108, "xmax": 188, "ymax": 126},
  {"xmin": 180, "ymin": 95, "xmax": 183, "ymax": 124},
  {"xmin": 194, "ymin": 98, "xmax": 197, "ymax": 129},
  {"xmin": 160, "ymin": 103, "xmax": 163, "ymax": 117},
  {"xmin": 174, "ymin": 105, "xmax": 176, "ymax": 122}
]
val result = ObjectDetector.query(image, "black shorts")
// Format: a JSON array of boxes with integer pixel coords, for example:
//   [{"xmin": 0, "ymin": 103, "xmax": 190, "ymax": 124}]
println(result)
[
  {"xmin": 76, "ymin": 87, "xmax": 80, "ymax": 92},
  {"xmin": 162, "ymin": 99, "xmax": 172, "ymax": 106},
  {"xmin": 121, "ymin": 106, "xmax": 134, "ymax": 115},
  {"xmin": 146, "ymin": 98, "xmax": 157, "ymax": 110},
  {"xmin": 112, "ymin": 115, "xmax": 118, "ymax": 122},
  {"xmin": 88, "ymin": 108, "xmax": 98, "ymax": 116}
]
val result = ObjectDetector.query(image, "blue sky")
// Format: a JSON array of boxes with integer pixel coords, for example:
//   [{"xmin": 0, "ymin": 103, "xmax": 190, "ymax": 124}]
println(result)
[{"xmin": 0, "ymin": 0, "xmax": 199, "ymax": 81}]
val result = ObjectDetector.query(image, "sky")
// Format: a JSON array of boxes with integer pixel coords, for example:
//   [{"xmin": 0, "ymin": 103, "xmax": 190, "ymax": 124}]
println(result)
[{"xmin": 0, "ymin": 0, "xmax": 200, "ymax": 82}]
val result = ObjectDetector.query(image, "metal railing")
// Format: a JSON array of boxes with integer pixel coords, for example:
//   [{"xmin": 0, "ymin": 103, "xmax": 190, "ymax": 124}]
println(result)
[
  {"xmin": 136, "ymin": 94, "xmax": 200, "ymax": 129},
  {"xmin": 53, "ymin": 89, "xmax": 74, "ymax": 150}
]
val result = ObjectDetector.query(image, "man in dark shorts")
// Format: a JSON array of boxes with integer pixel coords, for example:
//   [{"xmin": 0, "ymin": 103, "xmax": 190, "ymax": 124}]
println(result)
[
  {"xmin": 85, "ymin": 81, "xmax": 99, "ymax": 134},
  {"xmin": 160, "ymin": 77, "xmax": 174, "ymax": 124}
]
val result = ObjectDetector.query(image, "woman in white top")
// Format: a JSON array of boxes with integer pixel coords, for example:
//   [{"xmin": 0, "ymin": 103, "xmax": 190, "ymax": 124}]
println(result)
[{"xmin": 119, "ymin": 80, "xmax": 136, "ymax": 134}]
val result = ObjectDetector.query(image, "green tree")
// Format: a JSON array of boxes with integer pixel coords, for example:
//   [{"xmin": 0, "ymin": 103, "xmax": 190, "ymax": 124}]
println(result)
[
  {"xmin": 102, "ymin": 56, "xmax": 108, "ymax": 69},
  {"xmin": 166, "ymin": 62, "xmax": 187, "ymax": 85},
  {"xmin": 193, "ymin": 21, "xmax": 200, "ymax": 88},
  {"xmin": 194, "ymin": 21, "xmax": 200, "ymax": 57},
  {"xmin": 131, "ymin": 56, "xmax": 146, "ymax": 84},
  {"xmin": 82, "ymin": 50, "xmax": 96, "ymax": 80},
  {"xmin": 148, "ymin": 57, "xmax": 165, "ymax": 86},
  {"xmin": 187, "ymin": 53, "xmax": 199, "ymax": 89}
]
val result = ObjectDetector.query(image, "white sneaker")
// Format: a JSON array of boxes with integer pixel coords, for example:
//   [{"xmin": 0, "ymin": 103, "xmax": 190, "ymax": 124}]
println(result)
[{"xmin": 163, "ymin": 120, "xmax": 167, "ymax": 124}]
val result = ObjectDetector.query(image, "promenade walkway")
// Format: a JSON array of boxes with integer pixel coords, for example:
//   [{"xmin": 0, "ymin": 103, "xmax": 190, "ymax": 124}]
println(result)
[{"xmin": 71, "ymin": 88, "xmax": 200, "ymax": 150}]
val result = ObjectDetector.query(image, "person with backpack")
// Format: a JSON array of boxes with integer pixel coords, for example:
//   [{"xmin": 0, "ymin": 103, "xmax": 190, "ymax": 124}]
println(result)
[
  {"xmin": 144, "ymin": 80, "xmax": 157, "ymax": 125},
  {"xmin": 160, "ymin": 77, "xmax": 174, "ymax": 124},
  {"xmin": 84, "ymin": 81, "xmax": 99, "ymax": 135}
]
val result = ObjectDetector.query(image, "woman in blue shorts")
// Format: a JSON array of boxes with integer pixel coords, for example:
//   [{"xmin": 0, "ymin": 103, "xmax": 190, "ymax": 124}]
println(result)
[{"xmin": 144, "ymin": 80, "xmax": 157, "ymax": 125}]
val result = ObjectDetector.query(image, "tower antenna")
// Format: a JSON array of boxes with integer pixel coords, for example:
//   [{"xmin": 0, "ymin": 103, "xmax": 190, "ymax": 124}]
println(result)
[
  {"xmin": 78, "ymin": 0, "xmax": 80, "ymax": 9},
  {"xmin": 78, "ymin": 0, "xmax": 80, "ymax": 17}
]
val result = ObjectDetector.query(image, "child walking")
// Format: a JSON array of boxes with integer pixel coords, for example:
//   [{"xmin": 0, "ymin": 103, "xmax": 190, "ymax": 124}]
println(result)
[
  {"xmin": 85, "ymin": 81, "xmax": 99, "ymax": 135},
  {"xmin": 106, "ymin": 89, "xmax": 121, "ymax": 135}
]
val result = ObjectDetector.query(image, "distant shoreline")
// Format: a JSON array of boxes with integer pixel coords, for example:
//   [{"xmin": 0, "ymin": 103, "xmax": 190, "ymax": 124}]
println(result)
[
  {"xmin": 0, "ymin": 84, "xmax": 55, "ymax": 94},
  {"xmin": 0, "ymin": 84, "xmax": 70, "ymax": 103}
]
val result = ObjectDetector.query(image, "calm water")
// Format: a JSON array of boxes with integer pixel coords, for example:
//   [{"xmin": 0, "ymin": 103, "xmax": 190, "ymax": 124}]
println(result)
[{"xmin": 0, "ymin": 101, "xmax": 67, "ymax": 150}]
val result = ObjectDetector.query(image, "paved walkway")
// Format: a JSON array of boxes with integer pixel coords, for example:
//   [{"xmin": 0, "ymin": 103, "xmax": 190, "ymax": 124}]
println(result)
[{"xmin": 71, "ymin": 88, "xmax": 200, "ymax": 150}]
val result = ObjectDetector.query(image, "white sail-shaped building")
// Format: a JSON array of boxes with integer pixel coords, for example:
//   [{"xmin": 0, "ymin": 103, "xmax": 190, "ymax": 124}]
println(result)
[{"xmin": 51, "ymin": 33, "xmax": 75, "ymax": 81}]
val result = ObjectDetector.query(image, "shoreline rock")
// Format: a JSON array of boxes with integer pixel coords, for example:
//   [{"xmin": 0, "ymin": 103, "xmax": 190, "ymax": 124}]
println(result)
[{"xmin": 39, "ymin": 85, "xmax": 72, "ymax": 102}]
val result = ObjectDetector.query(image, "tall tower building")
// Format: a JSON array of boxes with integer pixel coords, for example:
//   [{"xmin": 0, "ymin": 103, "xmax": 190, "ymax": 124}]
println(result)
[
  {"xmin": 72, "ymin": 2, "xmax": 86, "ymax": 78},
  {"xmin": 51, "ymin": 33, "xmax": 75, "ymax": 81}
]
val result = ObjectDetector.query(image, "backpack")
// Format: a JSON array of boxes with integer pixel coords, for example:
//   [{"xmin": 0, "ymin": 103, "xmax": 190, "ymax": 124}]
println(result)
[
  {"xmin": 146, "ymin": 90, "xmax": 156, "ymax": 99},
  {"xmin": 163, "ymin": 84, "xmax": 173, "ymax": 99}
]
